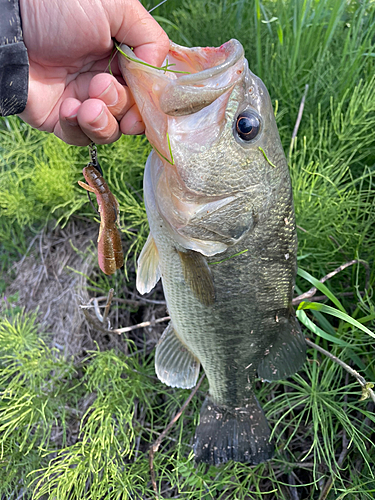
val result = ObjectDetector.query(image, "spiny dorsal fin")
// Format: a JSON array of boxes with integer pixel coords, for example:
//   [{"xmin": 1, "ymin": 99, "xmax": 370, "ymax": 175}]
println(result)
[
  {"xmin": 177, "ymin": 250, "xmax": 215, "ymax": 307},
  {"xmin": 136, "ymin": 233, "xmax": 161, "ymax": 295},
  {"xmin": 155, "ymin": 322, "xmax": 200, "ymax": 389}
]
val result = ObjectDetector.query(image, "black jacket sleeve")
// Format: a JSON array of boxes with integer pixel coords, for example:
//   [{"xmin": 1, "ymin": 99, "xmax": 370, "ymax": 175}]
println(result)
[{"xmin": 0, "ymin": 0, "xmax": 29, "ymax": 116}]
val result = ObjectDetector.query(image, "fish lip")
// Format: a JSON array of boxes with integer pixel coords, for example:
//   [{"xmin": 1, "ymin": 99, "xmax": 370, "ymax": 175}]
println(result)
[
  {"xmin": 118, "ymin": 39, "xmax": 244, "ymax": 81},
  {"xmin": 171, "ymin": 39, "xmax": 244, "ymax": 83}
]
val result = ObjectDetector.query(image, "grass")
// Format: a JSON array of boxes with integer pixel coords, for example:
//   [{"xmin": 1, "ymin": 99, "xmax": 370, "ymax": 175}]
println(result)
[{"xmin": 0, "ymin": 0, "xmax": 374, "ymax": 499}]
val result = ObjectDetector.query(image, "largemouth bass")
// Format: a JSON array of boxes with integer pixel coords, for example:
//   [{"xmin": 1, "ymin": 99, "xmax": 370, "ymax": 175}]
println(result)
[{"xmin": 119, "ymin": 39, "xmax": 306, "ymax": 466}]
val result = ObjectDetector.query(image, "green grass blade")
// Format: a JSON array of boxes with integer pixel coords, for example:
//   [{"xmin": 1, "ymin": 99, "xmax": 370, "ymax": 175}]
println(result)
[
  {"xmin": 297, "ymin": 267, "xmax": 346, "ymax": 313},
  {"xmin": 296, "ymin": 309, "xmax": 353, "ymax": 348},
  {"xmin": 298, "ymin": 302, "xmax": 375, "ymax": 340}
]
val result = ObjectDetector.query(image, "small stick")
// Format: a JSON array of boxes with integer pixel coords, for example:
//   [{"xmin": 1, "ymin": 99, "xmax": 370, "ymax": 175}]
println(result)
[
  {"xmin": 80, "ymin": 307, "xmax": 112, "ymax": 335},
  {"xmin": 305, "ymin": 338, "xmax": 375, "ymax": 404},
  {"xmin": 292, "ymin": 259, "xmax": 367, "ymax": 304},
  {"xmin": 102, "ymin": 288, "xmax": 114, "ymax": 326},
  {"xmin": 93, "ymin": 295, "xmax": 166, "ymax": 306},
  {"xmin": 149, "ymin": 374, "xmax": 206, "ymax": 497},
  {"xmin": 39, "ymin": 228, "xmax": 49, "ymax": 279},
  {"xmin": 18, "ymin": 233, "xmax": 39, "ymax": 267},
  {"xmin": 114, "ymin": 316, "xmax": 170, "ymax": 335},
  {"xmin": 293, "ymin": 291, "xmax": 364, "ymax": 305},
  {"xmin": 289, "ymin": 84, "xmax": 309, "ymax": 156},
  {"xmin": 288, "ymin": 471, "xmax": 300, "ymax": 500}
]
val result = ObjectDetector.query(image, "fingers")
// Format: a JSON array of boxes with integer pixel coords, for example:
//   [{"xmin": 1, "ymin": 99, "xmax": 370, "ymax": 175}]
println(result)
[
  {"xmin": 55, "ymin": 98, "xmax": 89, "ymax": 146},
  {"xmin": 119, "ymin": 104, "xmax": 144, "ymax": 135},
  {"xmin": 56, "ymin": 74, "xmax": 144, "ymax": 145}
]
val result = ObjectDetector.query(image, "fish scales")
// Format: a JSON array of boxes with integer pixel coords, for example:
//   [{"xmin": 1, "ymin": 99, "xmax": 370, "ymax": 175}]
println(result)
[{"xmin": 119, "ymin": 39, "xmax": 306, "ymax": 465}]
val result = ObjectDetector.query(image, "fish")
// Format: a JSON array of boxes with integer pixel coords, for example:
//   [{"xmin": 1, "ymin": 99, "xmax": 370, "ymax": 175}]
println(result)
[
  {"xmin": 118, "ymin": 39, "xmax": 306, "ymax": 465},
  {"xmin": 78, "ymin": 164, "xmax": 123, "ymax": 275}
]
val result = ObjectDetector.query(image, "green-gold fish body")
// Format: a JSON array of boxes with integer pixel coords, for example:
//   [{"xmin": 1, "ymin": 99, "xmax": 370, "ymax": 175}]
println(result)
[{"xmin": 119, "ymin": 39, "xmax": 305, "ymax": 465}]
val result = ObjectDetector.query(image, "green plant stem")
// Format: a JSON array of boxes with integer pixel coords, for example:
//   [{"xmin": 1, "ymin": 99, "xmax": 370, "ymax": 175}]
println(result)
[{"xmin": 305, "ymin": 338, "xmax": 375, "ymax": 404}]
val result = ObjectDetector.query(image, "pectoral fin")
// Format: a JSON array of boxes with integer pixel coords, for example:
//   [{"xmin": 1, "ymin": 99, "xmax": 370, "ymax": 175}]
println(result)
[
  {"xmin": 136, "ymin": 233, "xmax": 161, "ymax": 295},
  {"xmin": 155, "ymin": 322, "xmax": 200, "ymax": 389},
  {"xmin": 178, "ymin": 250, "xmax": 215, "ymax": 306}
]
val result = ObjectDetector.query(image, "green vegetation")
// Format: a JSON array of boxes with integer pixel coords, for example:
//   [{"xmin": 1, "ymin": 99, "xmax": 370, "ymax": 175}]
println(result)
[{"xmin": 0, "ymin": 0, "xmax": 374, "ymax": 499}]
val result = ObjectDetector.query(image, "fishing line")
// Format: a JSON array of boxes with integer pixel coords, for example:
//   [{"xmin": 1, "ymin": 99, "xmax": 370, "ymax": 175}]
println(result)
[
  {"xmin": 148, "ymin": 0, "xmax": 169, "ymax": 14},
  {"xmin": 86, "ymin": 143, "xmax": 102, "ymax": 214}
]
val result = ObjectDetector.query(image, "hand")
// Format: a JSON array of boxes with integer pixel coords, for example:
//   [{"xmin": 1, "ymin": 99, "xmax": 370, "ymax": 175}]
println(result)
[{"xmin": 18, "ymin": 0, "xmax": 169, "ymax": 145}]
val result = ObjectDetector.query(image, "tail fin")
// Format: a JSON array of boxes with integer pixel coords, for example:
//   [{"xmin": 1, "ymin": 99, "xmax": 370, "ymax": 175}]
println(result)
[{"xmin": 194, "ymin": 395, "xmax": 274, "ymax": 466}]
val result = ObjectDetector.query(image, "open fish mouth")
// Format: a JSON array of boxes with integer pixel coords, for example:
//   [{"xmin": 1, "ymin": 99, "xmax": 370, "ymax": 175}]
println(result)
[{"xmin": 119, "ymin": 39, "xmax": 245, "ymax": 117}]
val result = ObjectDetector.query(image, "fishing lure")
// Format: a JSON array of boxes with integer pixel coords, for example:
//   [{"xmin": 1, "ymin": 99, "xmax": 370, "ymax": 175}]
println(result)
[{"xmin": 78, "ymin": 144, "xmax": 123, "ymax": 275}]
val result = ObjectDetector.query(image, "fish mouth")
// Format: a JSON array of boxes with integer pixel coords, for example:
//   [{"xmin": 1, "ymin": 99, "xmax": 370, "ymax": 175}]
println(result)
[
  {"xmin": 119, "ymin": 39, "xmax": 245, "ymax": 116},
  {"xmin": 165, "ymin": 39, "xmax": 244, "ymax": 83}
]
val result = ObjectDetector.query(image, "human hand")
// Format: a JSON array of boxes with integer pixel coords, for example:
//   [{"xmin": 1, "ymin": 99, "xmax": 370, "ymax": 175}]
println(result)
[{"xmin": 18, "ymin": 0, "xmax": 169, "ymax": 145}]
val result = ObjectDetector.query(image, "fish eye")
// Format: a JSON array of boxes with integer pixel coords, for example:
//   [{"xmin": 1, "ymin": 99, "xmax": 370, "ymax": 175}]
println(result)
[{"xmin": 235, "ymin": 110, "xmax": 260, "ymax": 141}]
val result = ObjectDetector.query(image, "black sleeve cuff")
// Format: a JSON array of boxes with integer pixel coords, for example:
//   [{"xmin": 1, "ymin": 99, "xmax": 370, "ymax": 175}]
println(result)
[
  {"xmin": 0, "ymin": 0, "xmax": 29, "ymax": 116},
  {"xmin": 0, "ymin": 42, "xmax": 29, "ymax": 116}
]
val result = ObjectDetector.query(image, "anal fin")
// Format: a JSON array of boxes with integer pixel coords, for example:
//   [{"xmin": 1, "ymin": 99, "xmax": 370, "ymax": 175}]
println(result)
[
  {"xmin": 257, "ymin": 316, "xmax": 306, "ymax": 382},
  {"xmin": 178, "ymin": 250, "xmax": 215, "ymax": 307},
  {"xmin": 136, "ymin": 233, "xmax": 161, "ymax": 295},
  {"xmin": 155, "ymin": 322, "xmax": 200, "ymax": 389}
]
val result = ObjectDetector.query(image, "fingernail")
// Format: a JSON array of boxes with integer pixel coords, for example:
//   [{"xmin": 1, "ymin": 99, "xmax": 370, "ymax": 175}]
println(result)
[
  {"xmin": 98, "ymin": 82, "xmax": 118, "ymax": 106},
  {"xmin": 89, "ymin": 108, "xmax": 108, "ymax": 129}
]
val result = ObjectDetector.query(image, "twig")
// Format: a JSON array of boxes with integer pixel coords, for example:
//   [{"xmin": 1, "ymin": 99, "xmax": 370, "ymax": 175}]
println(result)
[
  {"xmin": 114, "ymin": 316, "xmax": 170, "ymax": 335},
  {"xmin": 80, "ymin": 306, "xmax": 112, "ymax": 335},
  {"xmin": 289, "ymin": 84, "xmax": 309, "ymax": 156},
  {"xmin": 102, "ymin": 288, "xmax": 114, "ymax": 326},
  {"xmin": 92, "ymin": 295, "xmax": 166, "ymax": 306},
  {"xmin": 130, "ymin": 294, "xmax": 166, "ymax": 305},
  {"xmin": 288, "ymin": 471, "xmax": 300, "ymax": 500},
  {"xmin": 39, "ymin": 228, "xmax": 48, "ymax": 279},
  {"xmin": 293, "ymin": 291, "xmax": 364, "ymax": 305},
  {"xmin": 18, "ymin": 233, "xmax": 39, "ymax": 266},
  {"xmin": 305, "ymin": 338, "xmax": 375, "ymax": 404},
  {"xmin": 292, "ymin": 259, "xmax": 368, "ymax": 305},
  {"xmin": 149, "ymin": 374, "xmax": 206, "ymax": 498}
]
